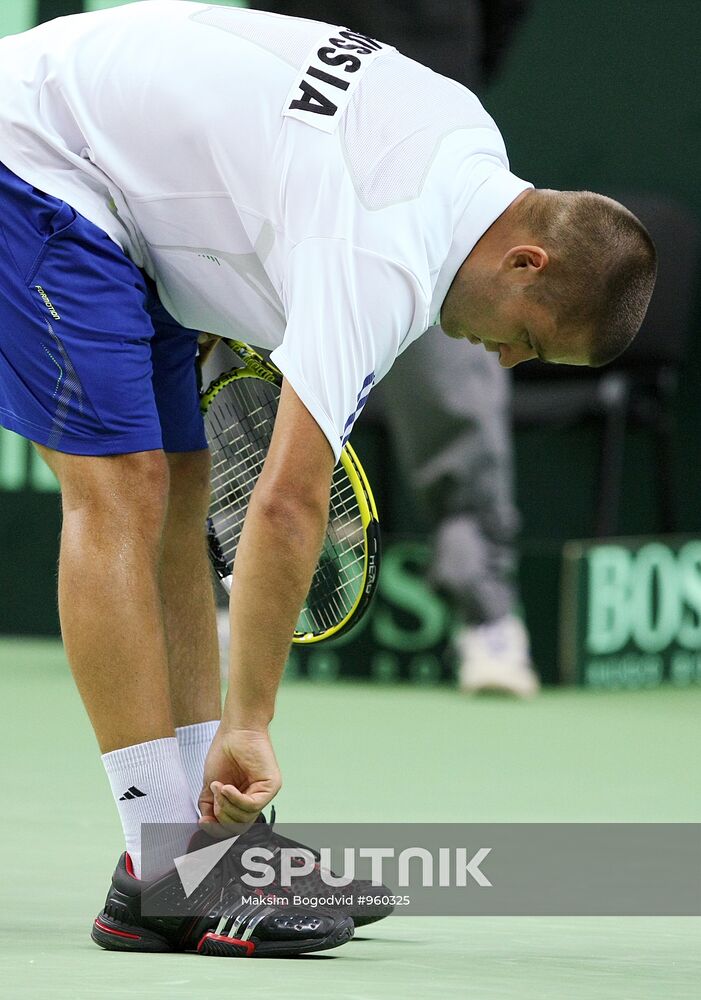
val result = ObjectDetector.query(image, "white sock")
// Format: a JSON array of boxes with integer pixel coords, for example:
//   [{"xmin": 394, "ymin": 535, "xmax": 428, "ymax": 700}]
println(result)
[
  {"xmin": 102, "ymin": 737, "xmax": 199, "ymax": 878},
  {"xmin": 176, "ymin": 720, "xmax": 219, "ymax": 809}
]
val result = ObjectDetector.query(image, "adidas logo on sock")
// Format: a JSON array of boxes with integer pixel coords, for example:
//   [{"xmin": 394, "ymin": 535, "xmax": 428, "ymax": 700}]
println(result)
[{"xmin": 119, "ymin": 786, "xmax": 147, "ymax": 801}]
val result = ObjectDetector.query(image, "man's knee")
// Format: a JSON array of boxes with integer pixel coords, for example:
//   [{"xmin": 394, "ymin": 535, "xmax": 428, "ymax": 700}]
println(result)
[{"xmin": 35, "ymin": 445, "xmax": 170, "ymax": 527}]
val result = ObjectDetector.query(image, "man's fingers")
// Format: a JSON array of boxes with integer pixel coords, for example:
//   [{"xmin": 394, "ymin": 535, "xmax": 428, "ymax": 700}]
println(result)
[
  {"xmin": 212, "ymin": 782, "xmax": 272, "ymax": 825},
  {"xmin": 216, "ymin": 782, "xmax": 263, "ymax": 813},
  {"xmin": 213, "ymin": 800, "xmax": 259, "ymax": 825},
  {"xmin": 200, "ymin": 781, "xmax": 252, "ymax": 827},
  {"xmin": 198, "ymin": 785, "xmax": 216, "ymax": 823}
]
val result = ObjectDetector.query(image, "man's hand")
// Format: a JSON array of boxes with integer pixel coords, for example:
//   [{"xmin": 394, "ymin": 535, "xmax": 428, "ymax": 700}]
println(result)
[{"xmin": 199, "ymin": 726, "xmax": 281, "ymax": 827}]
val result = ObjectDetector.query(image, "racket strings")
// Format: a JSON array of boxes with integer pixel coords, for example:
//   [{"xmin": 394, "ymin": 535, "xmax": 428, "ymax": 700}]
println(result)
[{"xmin": 205, "ymin": 376, "xmax": 366, "ymax": 634}]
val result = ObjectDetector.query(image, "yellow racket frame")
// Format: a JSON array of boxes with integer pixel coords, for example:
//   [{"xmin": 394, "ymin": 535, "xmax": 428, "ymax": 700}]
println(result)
[{"xmin": 200, "ymin": 339, "xmax": 380, "ymax": 644}]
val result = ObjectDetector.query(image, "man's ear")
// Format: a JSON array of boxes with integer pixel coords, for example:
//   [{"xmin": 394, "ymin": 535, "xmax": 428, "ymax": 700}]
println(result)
[{"xmin": 502, "ymin": 245, "xmax": 549, "ymax": 279}]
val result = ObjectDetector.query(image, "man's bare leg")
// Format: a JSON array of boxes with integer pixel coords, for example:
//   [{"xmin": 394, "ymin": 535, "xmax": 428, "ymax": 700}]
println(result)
[
  {"xmin": 36, "ymin": 445, "xmax": 175, "ymax": 751},
  {"xmin": 36, "ymin": 443, "xmax": 202, "ymax": 875},
  {"xmin": 160, "ymin": 449, "xmax": 221, "ymax": 728}
]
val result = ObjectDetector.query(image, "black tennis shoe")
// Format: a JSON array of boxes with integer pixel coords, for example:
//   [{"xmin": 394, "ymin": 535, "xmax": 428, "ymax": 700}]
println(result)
[
  {"xmin": 254, "ymin": 810, "xmax": 396, "ymax": 928},
  {"xmin": 92, "ymin": 830, "xmax": 354, "ymax": 958}
]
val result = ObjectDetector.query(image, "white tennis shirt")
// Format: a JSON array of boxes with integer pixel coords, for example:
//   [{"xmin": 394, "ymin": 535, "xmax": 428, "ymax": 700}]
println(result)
[{"xmin": 0, "ymin": 1, "xmax": 532, "ymax": 458}]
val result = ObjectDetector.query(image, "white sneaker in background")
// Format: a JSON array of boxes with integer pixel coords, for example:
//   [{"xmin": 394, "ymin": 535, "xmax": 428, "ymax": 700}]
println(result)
[{"xmin": 456, "ymin": 614, "xmax": 540, "ymax": 698}]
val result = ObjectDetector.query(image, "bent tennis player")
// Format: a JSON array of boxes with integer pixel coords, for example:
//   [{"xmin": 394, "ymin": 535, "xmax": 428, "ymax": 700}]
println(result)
[{"xmin": 0, "ymin": 2, "xmax": 656, "ymax": 957}]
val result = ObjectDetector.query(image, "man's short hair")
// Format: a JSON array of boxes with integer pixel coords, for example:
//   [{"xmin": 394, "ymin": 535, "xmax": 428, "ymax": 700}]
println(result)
[{"xmin": 518, "ymin": 190, "xmax": 657, "ymax": 365}]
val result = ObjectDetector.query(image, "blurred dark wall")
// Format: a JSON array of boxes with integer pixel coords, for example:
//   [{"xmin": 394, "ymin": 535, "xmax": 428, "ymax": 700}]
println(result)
[
  {"xmin": 483, "ymin": 0, "xmax": 701, "ymax": 539},
  {"xmin": 36, "ymin": 0, "xmax": 81, "ymax": 19},
  {"xmin": 264, "ymin": 1, "xmax": 528, "ymax": 88}
]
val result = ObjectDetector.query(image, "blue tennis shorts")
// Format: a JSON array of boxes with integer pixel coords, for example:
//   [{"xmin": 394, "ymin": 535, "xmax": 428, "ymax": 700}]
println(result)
[{"xmin": 0, "ymin": 161, "xmax": 207, "ymax": 455}]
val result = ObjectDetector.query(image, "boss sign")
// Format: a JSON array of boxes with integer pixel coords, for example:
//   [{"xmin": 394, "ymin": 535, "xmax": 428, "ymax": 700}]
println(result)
[{"xmin": 561, "ymin": 537, "xmax": 701, "ymax": 687}]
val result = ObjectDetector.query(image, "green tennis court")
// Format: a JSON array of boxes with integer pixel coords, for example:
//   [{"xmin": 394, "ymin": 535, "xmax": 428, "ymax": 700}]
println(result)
[{"xmin": 2, "ymin": 638, "xmax": 699, "ymax": 999}]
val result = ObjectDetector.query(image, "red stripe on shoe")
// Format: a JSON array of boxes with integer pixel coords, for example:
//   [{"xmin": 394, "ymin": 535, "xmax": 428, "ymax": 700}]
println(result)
[
  {"xmin": 196, "ymin": 932, "xmax": 256, "ymax": 956},
  {"xmin": 94, "ymin": 918, "xmax": 142, "ymax": 941}
]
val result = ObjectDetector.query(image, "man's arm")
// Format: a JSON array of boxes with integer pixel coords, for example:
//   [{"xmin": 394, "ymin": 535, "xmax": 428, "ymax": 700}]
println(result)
[{"xmin": 199, "ymin": 378, "xmax": 335, "ymax": 825}]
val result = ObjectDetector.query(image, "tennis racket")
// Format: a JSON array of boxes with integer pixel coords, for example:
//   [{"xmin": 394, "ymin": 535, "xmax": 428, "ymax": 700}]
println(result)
[{"xmin": 200, "ymin": 339, "xmax": 380, "ymax": 644}]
